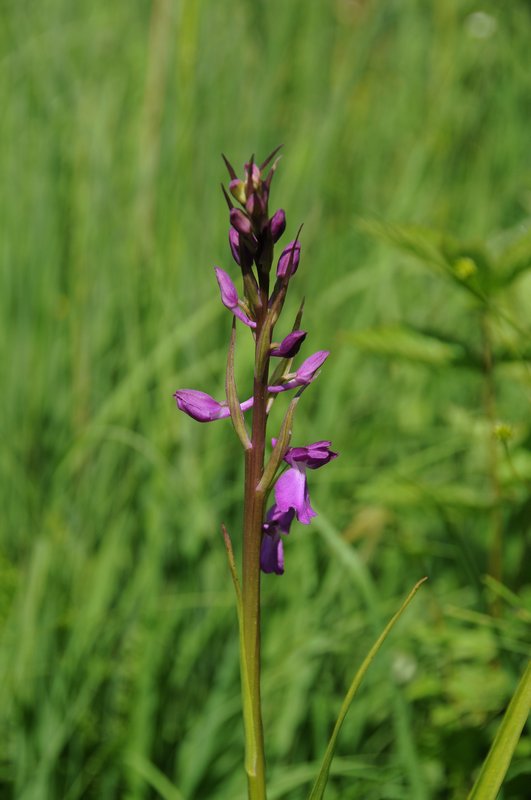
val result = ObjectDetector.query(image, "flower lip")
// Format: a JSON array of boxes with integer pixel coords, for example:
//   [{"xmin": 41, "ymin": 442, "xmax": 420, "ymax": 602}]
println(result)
[{"xmin": 274, "ymin": 466, "xmax": 316, "ymax": 524}]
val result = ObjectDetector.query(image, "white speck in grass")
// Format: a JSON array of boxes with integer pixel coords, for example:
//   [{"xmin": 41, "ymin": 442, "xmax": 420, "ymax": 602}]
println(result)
[{"xmin": 465, "ymin": 11, "xmax": 498, "ymax": 39}]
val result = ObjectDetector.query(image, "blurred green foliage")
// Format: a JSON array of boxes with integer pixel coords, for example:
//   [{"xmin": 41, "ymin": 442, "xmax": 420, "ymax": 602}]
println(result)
[{"xmin": 0, "ymin": 0, "xmax": 529, "ymax": 798}]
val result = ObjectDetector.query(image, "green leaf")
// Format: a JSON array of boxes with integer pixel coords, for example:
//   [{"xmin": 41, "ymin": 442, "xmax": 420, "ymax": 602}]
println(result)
[
  {"xmin": 307, "ymin": 577, "xmax": 427, "ymax": 800},
  {"xmin": 257, "ymin": 394, "xmax": 300, "ymax": 494},
  {"xmin": 359, "ymin": 219, "xmax": 489, "ymax": 302},
  {"xmin": 492, "ymin": 218, "xmax": 531, "ymax": 286},
  {"xmin": 346, "ymin": 325, "xmax": 466, "ymax": 366},
  {"xmin": 467, "ymin": 660, "xmax": 531, "ymax": 800},
  {"xmin": 125, "ymin": 753, "xmax": 186, "ymax": 800}
]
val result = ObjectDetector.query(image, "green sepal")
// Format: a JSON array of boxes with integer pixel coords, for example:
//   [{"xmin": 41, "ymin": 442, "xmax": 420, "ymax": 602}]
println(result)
[
  {"xmin": 257, "ymin": 392, "xmax": 301, "ymax": 494},
  {"xmin": 307, "ymin": 577, "xmax": 427, "ymax": 800},
  {"xmin": 226, "ymin": 320, "xmax": 251, "ymax": 450}
]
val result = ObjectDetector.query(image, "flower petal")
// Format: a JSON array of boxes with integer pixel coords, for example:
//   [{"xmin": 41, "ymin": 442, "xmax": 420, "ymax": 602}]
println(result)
[
  {"xmin": 274, "ymin": 467, "xmax": 316, "ymax": 525},
  {"xmin": 268, "ymin": 350, "xmax": 329, "ymax": 393},
  {"xmin": 174, "ymin": 389, "xmax": 253, "ymax": 423},
  {"xmin": 215, "ymin": 267, "xmax": 256, "ymax": 328},
  {"xmin": 260, "ymin": 532, "xmax": 284, "ymax": 574},
  {"xmin": 277, "ymin": 240, "xmax": 301, "ymax": 277},
  {"xmin": 285, "ymin": 440, "xmax": 338, "ymax": 469}
]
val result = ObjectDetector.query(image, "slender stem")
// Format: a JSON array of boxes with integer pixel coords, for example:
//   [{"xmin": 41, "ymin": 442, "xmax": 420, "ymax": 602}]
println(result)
[
  {"xmin": 481, "ymin": 313, "xmax": 503, "ymax": 613},
  {"xmin": 242, "ymin": 289, "xmax": 270, "ymax": 799}
]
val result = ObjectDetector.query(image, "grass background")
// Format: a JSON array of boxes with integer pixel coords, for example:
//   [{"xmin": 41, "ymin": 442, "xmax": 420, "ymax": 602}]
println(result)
[{"xmin": 1, "ymin": 0, "xmax": 530, "ymax": 798}]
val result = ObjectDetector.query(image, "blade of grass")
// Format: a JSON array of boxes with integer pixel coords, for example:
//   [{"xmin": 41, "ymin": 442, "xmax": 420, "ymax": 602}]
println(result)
[
  {"xmin": 467, "ymin": 660, "xmax": 531, "ymax": 800},
  {"xmin": 308, "ymin": 577, "xmax": 427, "ymax": 800}
]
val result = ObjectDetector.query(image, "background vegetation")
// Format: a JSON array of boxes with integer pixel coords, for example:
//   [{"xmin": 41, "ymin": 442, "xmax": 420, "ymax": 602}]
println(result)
[{"xmin": 1, "ymin": 0, "xmax": 529, "ymax": 797}]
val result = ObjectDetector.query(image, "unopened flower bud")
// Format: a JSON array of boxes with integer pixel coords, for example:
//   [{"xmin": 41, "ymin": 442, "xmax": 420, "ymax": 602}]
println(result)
[
  {"xmin": 229, "ymin": 227, "xmax": 241, "ymax": 265},
  {"xmin": 246, "ymin": 192, "xmax": 266, "ymax": 220},
  {"xmin": 270, "ymin": 330, "xmax": 307, "ymax": 358},
  {"xmin": 277, "ymin": 240, "xmax": 301, "ymax": 277},
  {"xmin": 229, "ymin": 178, "xmax": 247, "ymax": 205},
  {"xmin": 270, "ymin": 209, "xmax": 286, "ymax": 243},
  {"xmin": 230, "ymin": 208, "xmax": 252, "ymax": 236},
  {"xmin": 244, "ymin": 162, "xmax": 261, "ymax": 189}
]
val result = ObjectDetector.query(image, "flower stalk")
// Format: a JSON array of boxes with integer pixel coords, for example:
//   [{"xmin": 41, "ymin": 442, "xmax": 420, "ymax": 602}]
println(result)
[{"xmin": 173, "ymin": 149, "xmax": 337, "ymax": 797}]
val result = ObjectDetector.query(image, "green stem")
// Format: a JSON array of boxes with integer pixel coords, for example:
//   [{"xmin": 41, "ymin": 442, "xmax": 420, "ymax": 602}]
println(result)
[
  {"xmin": 241, "ymin": 292, "xmax": 270, "ymax": 800},
  {"xmin": 481, "ymin": 313, "xmax": 503, "ymax": 611}
]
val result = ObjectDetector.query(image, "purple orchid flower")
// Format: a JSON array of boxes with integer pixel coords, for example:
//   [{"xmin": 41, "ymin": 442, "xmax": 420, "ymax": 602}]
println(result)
[
  {"xmin": 260, "ymin": 505, "xmax": 295, "ymax": 574},
  {"xmin": 174, "ymin": 389, "xmax": 253, "ymax": 422},
  {"xmin": 215, "ymin": 267, "xmax": 256, "ymax": 328},
  {"xmin": 273, "ymin": 440, "xmax": 338, "ymax": 525},
  {"xmin": 277, "ymin": 240, "xmax": 301, "ymax": 277},
  {"xmin": 268, "ymin": 350, "xmax": 329, "ymax": 393},
  {"xmin": 270, "ymin": 330, "xmax": 307, "ymax": 358}
]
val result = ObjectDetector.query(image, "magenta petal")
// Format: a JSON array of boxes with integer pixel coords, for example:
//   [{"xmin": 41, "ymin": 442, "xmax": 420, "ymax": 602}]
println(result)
[
  {"xmin": 174, "ymin": 389, "xmax": 253, "ymax": 422},
  {"xmin": 214, "ymin": 267, "xmax": 256, "ymax": 328},
  {"xmin": 173, "ymin": 390, "xmax": 229, "ymax": 422},
  {"xmin": 215, "ymin": 267, "xmax": 239, "ymax": 307},
  {"xmin": 274, "ymin": 468, "xmax": 316, "ymax": 525},
  {"xmin": 296, "ymin": 350, "xmax": 329, "ymax": 379},
  {"xmin": 268, "ymin": 349, "xmax": 329, "ymax": 393},
  {"xmin": 260, "ymin": 533, "xmax": 284, "ymax": 574}
]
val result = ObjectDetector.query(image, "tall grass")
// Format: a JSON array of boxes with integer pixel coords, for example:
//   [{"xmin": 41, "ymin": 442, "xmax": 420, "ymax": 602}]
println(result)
[{"xmin": 1, "ymin": 1, "xmax": 529, "ymax": 797}]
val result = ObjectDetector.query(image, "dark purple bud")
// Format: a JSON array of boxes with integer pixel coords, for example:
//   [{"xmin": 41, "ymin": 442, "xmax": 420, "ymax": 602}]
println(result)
[
  {"xmin": 270, "ymin": 209, "xmax": 286, "ymax": 243},
  {"xmin": 263, "ymin": 505, "xmax": 295, "ymax": 536},
  {"xmin": 174, "ymin": 389, "xmax": 253, "ymax": 423},
  {"xmin": 229, "ymin": 228, "xmax": 241, "ymax": 265},
  {"xmin": 270, "ymin": 330, "xmax": 307, "ymax": 358},
  {"xmin": 246, "ymin": 192, "xmax": 266, "ymax": 219},
  {"xmin": 260, "ymin": 531, "xmax": 284, "ymax": 574},
  {"xmin": 277, "ymin": 240, "xmax": 301, "ymax": 277},
  {"xmin": 230, "ymin": 208, "xmax": 252, "ymax": 236},
  {"xmin": 260, "ymin": 505, "xmax": 295, "ymax": 575}
]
